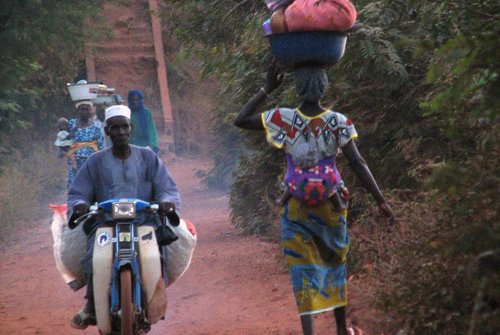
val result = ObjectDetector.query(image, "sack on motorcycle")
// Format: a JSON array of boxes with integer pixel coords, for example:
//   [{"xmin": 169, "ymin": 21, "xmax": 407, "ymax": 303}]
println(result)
[
  {"xmin": 165, "ymin": 218, "xmax": 197, "ymax": 287},
  {"xmin": 156, "ymin": 223, "xmax": 179, "ymax": 246},
  {"xmin": 49, "ymin": 204, "xmax": 87, "ymax": 291},
  {"xmin": 49, "ymin": 204, "xmax": 196, "ymax": 289}
]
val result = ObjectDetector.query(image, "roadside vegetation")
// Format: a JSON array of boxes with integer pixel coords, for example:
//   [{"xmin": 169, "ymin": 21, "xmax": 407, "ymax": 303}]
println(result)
[
  {"xmin": 0, "ymin": 1, "xmax": 110, "ymax": 236},
  {"xmin": 0, "ymin": 145, "xmax": 65, "ymax": 238},
  {"xmin": 164, "ymin": 0, "xmax": 499, "ymax": 333}
]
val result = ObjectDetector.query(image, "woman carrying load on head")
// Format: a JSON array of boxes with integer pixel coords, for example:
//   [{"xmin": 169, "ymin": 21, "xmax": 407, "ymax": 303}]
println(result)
[
  {"xmin": 234, "ymin": 62, "xmax": 395, "ymax": 335},
  {"xmin": 66, "ymin": 100, "xmax": 105, "ymax": 189}
]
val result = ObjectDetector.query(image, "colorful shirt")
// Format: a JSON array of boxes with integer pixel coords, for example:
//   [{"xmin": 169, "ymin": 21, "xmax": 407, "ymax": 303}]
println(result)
[
  {"xmin": 262, "ymin": 107, "xmax": 357, "ymax": 186},
  {"xmin": 66, "ymin": 119, "xmax": 105, "ymax": 189},
  {"xmin": 130, "ymin": 107, "xmax": 160, "ymax": 153},
  {"xmin": 261, "ymin": 107, "xmax": 357, "ymax": 315},
  {"xmin": 261, "ymin": 108, "xmax": 357, "ymax": 158},
  {"xmin": 68, "ymin": 119, "xmax": 105, "ymax": 159},
  {"xmin": 55, "ymin": 130, "xmax": 73, "ymax": 147}
]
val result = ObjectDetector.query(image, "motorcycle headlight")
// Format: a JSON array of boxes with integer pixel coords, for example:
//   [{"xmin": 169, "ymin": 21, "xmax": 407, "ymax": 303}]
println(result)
[{"xmin": 112, "ymin": 202, "xmax": 136, "ymax": 219}]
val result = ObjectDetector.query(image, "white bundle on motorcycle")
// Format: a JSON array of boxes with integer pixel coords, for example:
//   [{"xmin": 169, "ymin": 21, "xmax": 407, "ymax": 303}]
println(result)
[
  {"xmin": 48, "ymin": 204, "xmax": 86, "ymax": 290},
  {"xmin": 49, "ymin": 204, "xmax": 197, "ymax": 289},
  {"xmin": 165, "ymin": 218, "xmax": 197, "ymax": 286}
]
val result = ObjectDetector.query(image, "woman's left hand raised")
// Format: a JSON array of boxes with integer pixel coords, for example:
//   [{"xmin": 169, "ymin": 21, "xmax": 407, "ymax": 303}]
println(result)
[{"xmin": 264, "ymin": 60, "xmax": 284, "ymax": 95}]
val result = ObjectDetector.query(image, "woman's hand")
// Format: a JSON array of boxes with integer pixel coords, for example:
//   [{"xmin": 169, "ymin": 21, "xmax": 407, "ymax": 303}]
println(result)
[
  {"xmin": 234, "ymin": 60, "xmax": 283, "ymax": 130},
  {"xmin": 264, "ymin": 60, "xmax": 284, "ymax": 95},
  {"xmin": 378, "ymin": 202, "xmax": 395, "ymax": 225}
]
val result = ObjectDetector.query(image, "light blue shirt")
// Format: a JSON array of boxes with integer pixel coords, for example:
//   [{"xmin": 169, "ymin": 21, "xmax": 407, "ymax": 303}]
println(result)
[{"xmin": 67, "ymin": 145, "xmax": 181, "ymax": 215}]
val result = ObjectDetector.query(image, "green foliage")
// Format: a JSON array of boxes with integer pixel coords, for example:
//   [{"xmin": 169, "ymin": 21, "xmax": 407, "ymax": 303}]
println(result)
[
  {"xmin": 0, "ymin": 0, "xmax": 114, "ymax": 244},
  {"xmin": 163, "ymin": 0, "xmax": 285, "ymax": 201},
  {"xmin": 164, "ymin": 0, "xmax": 499, "ymax": 332},
  {"xmin": 375, "ymin": 1, "xmax": 500, "ymax": 333},
  {"xmin": 199, "ymin": 100, "xmax": 244, "ymax": 190},
  {"xmin": 0, "ymin": 0, "xmax": 110, "ymax": 162},
  {"xmin": 163, "ymin": 0, "xmax": 429, "ymax": 231},
  {"xmin": 229, "ymin": 142, "xmax": 283, "ymax": 234}
]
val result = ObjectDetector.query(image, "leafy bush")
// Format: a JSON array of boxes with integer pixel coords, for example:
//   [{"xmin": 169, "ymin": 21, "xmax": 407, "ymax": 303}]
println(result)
[
  {"xmin": 0, "ymin": 0, "xmax": 110, "ymax": 163},
  {"xmin": 164, "ymin": 0, "xmax": 499, "ymax": 332},
  {"xmin": 164, "ymin": 0, "xmax": 438, "ymax": 233},
  {"xmin": 0, "ymin": 144, "xmax": 65, "ymax": 240},
  {"xmin": 367, "ymin": 1, "xmax": 500, "ymax": 333}
]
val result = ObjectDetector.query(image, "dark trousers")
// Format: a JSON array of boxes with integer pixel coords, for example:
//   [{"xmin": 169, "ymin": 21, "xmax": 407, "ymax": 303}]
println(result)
[{"xmin": 81, "ymin": 230, "xmax": 96, "ymax": 307}]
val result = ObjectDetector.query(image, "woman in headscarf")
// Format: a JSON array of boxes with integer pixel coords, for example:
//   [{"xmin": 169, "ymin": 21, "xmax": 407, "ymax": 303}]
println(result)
[
  {"xmin": 234, "ymin": 62, "xmax": 395, "ymax": 335},
  {"xmin": 127, "ymin": 89, "xmax": 160, "ymax": 154},
  {"xmin": 65, "ymin": 100, "xmax": 105, "ymax": 189}
]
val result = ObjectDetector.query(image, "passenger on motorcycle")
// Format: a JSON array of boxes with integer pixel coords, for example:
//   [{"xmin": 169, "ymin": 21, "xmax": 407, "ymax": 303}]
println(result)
[{"xmin": 67, "ymin": 104, "xmax": 181, "ymax": 329}]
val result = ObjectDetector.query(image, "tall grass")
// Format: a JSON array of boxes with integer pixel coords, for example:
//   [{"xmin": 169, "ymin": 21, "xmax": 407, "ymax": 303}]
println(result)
[{"xmin": 0, "ymin": 144, "xmax": 66, "ymax": 240}]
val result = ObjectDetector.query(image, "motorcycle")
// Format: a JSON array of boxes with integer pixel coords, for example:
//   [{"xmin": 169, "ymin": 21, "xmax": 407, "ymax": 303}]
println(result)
[{"xmin": 72, "ymin": 198, "xmax": 178, "ymax": 335}]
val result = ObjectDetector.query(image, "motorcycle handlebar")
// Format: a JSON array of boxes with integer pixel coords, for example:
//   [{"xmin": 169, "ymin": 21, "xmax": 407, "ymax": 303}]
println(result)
[{"xmin": 69, "ymin": 199, "xmax": 161, "ymax": 230}]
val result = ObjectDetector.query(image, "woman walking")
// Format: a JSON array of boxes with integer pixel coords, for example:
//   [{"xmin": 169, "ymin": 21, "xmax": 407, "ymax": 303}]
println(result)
[
  {"xmin": 234, "ymin": 62, "xmax": 395, "ymax": 335},
  {"xmin": 127, "ymin": 89, "xmax": 160, "ymax": 154},
  {"xmin": 65, "ymin": 100, "xmax": 105, "ymax": 189}
]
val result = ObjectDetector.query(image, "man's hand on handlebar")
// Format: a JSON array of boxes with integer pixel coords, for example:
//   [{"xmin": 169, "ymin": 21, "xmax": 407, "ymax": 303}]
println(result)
[
  {"xmin": 159, "ymin": 202, "xmax": 176, "ymax": 216},
  {"xmin": 159, "ymin": 202, "xmax": 180, "ymax": 226},
  {"xmin": 73, "ymin": 203, "xmax": 90, "ymax": 219},
  {"xmin": 68, "ymin": 203, "xmax": 90, "ymax": 230}
]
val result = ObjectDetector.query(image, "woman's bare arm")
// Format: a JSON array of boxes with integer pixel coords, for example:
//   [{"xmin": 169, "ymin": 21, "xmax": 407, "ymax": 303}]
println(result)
[
  {"xmin": 234, "ymin": 89, "xmax": 269, "ymax": 130},
  {"xmin": 234, "ymin": 61, "xmax": 284, "ymax": 130},
  {"xmin": 342, "ymin": 140, "xmax": 395, "ymax": 223}
]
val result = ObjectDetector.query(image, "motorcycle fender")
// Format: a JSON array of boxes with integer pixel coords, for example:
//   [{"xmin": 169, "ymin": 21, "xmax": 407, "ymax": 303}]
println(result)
[
  {"xmin": 138, "ymin": 226, "xmax": 167, "ymax": 324},
  {"xmin": 93, "ymin": 227, "xmax": 114, "ymax": 334}
]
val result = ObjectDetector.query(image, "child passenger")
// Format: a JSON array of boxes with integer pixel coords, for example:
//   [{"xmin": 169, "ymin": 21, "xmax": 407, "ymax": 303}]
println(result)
[{"xmin": 55, "ymin": 117, "xmax": 74, "ymax": 158}]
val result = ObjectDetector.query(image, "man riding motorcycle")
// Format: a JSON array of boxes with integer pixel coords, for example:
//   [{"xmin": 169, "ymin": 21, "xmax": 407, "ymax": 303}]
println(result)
[{"xmin": 67, "ymin": 104, "xmax": 181, "ymax": 329}]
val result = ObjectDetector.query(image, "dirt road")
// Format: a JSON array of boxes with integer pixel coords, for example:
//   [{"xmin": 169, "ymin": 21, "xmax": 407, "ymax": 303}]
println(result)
[{"xmin": 0, "ymin": 158, "xmax": 391, "ymax": 335}]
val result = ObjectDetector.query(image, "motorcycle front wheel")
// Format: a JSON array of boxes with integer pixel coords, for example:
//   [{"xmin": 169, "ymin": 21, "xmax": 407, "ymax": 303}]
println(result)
[{"xmin": 120, "ymin": 268, "xmax": 133, "ymax": 335}]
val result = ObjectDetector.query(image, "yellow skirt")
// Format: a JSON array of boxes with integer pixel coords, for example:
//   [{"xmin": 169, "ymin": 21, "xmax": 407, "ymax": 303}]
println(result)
[{"xmin": 281, "ymin": 198, "xmax": 349, "ymax": 315}]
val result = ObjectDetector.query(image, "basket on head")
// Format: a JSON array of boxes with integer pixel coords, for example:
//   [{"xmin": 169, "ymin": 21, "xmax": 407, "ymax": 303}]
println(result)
[{"xmin": 267, "ymin": 31, "xmax": 347, "ymax": 68}]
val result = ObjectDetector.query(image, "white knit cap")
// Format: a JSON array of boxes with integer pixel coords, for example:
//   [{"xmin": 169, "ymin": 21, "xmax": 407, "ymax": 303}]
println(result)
[{"xmin": 105, "ymin": 105, "xmax": 131, "ymax": 124}]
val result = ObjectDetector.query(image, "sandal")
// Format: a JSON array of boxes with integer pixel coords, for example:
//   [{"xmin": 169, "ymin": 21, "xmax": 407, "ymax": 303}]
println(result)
[
  {"xmin": 70, "ymin": 307, "xmax": 96, "ymax": 329},
  {"xmin": 68, "ymin": 279, "xmax": 86, "ymax": 292}
]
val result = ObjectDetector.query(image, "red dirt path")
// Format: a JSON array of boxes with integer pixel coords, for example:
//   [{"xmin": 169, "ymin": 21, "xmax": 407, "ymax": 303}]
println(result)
[{"xmin": 0, "ymin": 158, "xmax": 393, "ymax": 335}]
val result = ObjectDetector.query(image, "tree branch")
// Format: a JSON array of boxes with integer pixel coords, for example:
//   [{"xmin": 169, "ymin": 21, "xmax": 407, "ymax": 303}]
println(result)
[{"xmin": 224, "ymin": 0, "xmax": 252, "ymax": 20}]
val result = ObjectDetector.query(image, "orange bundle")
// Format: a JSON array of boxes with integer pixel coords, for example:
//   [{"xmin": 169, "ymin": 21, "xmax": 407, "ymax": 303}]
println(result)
[{"xmin": 281, "ymin": 0, "xmax": 357, "ymax": 33}]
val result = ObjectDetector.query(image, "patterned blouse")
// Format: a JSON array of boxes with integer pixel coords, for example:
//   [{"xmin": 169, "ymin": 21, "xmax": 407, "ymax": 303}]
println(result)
[
  {"xmin": 261, "ymin": 108, "xmax": 357, "ymax": 159},
  {"xmin": 68, "ymin": 119, "xmax": 105, "ymax": 158},
  {"xmin": 65, "ymin": 119, "xmax": 105, "ymax": 189}
]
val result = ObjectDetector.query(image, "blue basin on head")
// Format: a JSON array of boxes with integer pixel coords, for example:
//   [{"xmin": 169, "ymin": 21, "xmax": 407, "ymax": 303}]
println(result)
[{"xmin": 267, "ymin": 31, "xmax": 347, "ymax": 67}]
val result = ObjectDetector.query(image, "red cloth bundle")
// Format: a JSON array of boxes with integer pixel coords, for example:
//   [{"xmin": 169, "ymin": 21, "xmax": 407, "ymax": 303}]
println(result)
[{"xmin": 285, "ymin": 0, "xmax": 357, "ymax": 32}]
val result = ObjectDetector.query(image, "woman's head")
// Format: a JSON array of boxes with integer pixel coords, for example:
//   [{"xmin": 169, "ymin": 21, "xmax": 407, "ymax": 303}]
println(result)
[
  {"xmin": 75, "ymin": 100, "xmax": 93, "ymax": 121},
  {"xmin": 127, "ymin": 89, "xmax": 144, "ymax": 111},
  {"xmin": 294, "ymin": 66, "xmax": 329, "ymax": 103}
]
